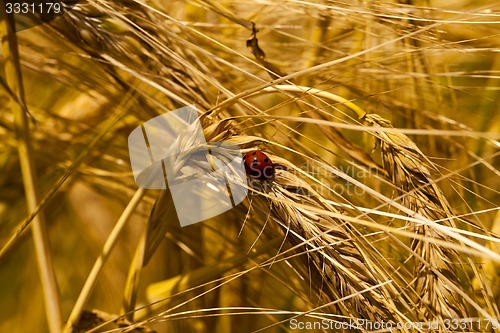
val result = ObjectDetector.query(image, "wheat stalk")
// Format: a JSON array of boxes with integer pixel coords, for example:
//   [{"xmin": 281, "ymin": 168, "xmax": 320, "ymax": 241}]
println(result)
[
  {"xmin": 365, "ymin": 114, "xmax": 469, "ymax": 327},
  {"xmin": 1, "ymin": 1, "xmax": 498, "ymax": 332},
  {"xmin": 0, "ymin": 4, "xmax": 62, "ymax": 333}
]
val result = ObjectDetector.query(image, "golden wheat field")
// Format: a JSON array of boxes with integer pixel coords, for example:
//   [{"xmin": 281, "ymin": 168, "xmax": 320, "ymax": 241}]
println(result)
[{"xmin": 0, "ymin": 0, "xmax": 499, "ymax": 332}]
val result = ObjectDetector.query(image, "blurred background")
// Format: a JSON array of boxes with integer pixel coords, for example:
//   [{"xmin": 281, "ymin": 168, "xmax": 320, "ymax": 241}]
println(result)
[{"xmin": 0, "ymin": 0, "xmax": 499, "ymax": 332}]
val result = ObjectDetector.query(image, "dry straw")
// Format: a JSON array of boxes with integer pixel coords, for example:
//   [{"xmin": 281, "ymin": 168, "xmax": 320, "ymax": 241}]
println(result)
[
  {"xmin": 1, "ymin": 1, "xmax": 499, "ymax": 333},
  {"xmin": 365, "ymin": 113, "xmax": 468, "ymax": 325}
]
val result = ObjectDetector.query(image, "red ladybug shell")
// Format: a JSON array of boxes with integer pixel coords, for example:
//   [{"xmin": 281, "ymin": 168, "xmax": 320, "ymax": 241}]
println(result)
[{"xmin": 243, "ymin": 150, "xmax": 274, "ymax": 179}]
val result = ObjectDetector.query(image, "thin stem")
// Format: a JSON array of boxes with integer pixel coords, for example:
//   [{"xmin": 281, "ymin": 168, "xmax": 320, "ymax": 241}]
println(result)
[
  {"xmin": 0, "ymin": 3, "xmax": 62, "ymax": 333},
  {"xmin": 121, "ymin": 230, "xmax": 146, "ymax": 321},
  {"xmin": 63, "ymin": 187, "xmax": 146, "ymax": 333},
  {"xmin": 262, "ymin": 85, "xmax": 367, "ymax": 119}
]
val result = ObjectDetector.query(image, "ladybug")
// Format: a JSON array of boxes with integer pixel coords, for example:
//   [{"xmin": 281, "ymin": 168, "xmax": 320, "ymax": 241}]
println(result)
[{"xmin": 243, "ymin": 150, "xmax": 274, "ymax": 179}]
